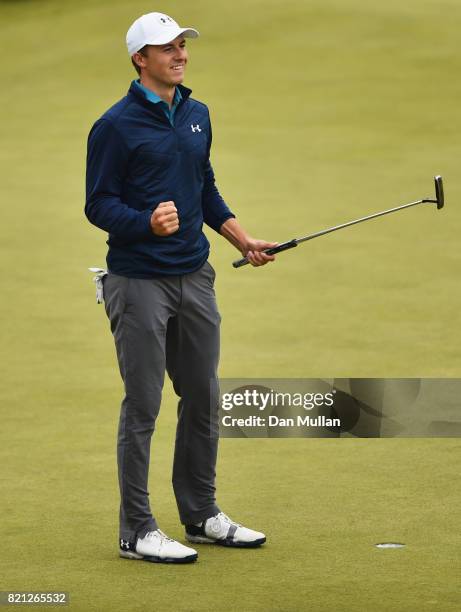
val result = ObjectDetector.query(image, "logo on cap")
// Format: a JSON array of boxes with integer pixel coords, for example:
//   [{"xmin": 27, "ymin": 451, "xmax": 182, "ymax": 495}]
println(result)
[{"xmin": 158, "ymin": 15, "xmax": 174, "ymax": 26}]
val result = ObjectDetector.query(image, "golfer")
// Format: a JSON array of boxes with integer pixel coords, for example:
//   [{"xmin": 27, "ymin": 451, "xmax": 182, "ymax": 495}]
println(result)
[{"xmin": 85, "ymin": 11, "xmax": 275, "ymax": 564}]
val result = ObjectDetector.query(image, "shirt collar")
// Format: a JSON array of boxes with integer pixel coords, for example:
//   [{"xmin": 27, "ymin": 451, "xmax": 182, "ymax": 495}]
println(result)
[{"xmin": 133, "ymin": 79, "xmax": 182, "ymax": 108}]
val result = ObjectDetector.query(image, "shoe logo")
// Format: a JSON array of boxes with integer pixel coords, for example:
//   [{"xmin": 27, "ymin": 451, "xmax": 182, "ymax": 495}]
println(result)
[
  {"xmin": 191, "ymin": 124, "xmax": 202, "ymax": 133},
  {"xmin": 120, "ymin": 539, "xmax": 130, "ymax": 550},
  {"xmin": 211, "ymin": 519, "xmax": 221, "ymax": 533}
]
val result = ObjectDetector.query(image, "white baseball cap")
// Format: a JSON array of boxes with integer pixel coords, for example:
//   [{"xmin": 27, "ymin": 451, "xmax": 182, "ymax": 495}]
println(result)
[{"xmin": 126, "ymin": 12, "xmax": 199, "ymax": 56}]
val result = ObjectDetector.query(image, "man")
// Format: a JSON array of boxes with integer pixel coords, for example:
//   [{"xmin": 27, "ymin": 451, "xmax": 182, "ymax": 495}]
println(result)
[{"xmin": 85, "ymin": 11, "xmax": 276, "ymax": 565}]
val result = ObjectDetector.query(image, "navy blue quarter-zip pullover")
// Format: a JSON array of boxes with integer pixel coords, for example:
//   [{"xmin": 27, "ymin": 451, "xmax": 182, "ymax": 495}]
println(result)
[{"xmin": 85, "ymin": 82, "xmax": 235, "ymax": 277}]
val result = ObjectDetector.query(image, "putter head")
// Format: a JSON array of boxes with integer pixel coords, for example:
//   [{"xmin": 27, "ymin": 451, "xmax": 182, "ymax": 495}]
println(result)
[{"xmin": 434, "ymin": 175, "xmax": 444, "ymax": 209}]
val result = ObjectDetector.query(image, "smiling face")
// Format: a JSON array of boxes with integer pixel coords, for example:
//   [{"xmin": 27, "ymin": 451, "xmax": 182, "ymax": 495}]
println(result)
[{"xmin": 132, "ymin": 35, "xmax": 188, "ymax": 88}]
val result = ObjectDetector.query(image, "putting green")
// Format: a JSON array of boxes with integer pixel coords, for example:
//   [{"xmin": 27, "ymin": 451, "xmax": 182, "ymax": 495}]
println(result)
[{"xmin": 1, "ymin": 0, "xmax": 460, "ymax": 610}]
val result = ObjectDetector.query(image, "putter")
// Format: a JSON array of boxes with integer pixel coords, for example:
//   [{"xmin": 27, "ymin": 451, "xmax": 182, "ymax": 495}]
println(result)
[{"xmin": 232, "ymin": 175, "xmax": 444, "ymax": 268}]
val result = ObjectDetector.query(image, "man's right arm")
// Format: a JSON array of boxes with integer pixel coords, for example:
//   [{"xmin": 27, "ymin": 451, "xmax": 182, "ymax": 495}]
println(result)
[{"xmin": 85, "ymin": 119, "xmax": 154, "ymax": 241}]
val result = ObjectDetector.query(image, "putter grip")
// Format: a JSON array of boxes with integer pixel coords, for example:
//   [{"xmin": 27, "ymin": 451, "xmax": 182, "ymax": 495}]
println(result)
[{"xmin": 232, "ymin": 239, "xmax": 298, "ymax": 268}]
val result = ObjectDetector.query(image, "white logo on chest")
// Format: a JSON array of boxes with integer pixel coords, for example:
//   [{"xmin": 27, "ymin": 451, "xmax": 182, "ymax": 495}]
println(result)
[{"xmin": 191, "ymin": 124, "xmax": 202, "ymax": 133}]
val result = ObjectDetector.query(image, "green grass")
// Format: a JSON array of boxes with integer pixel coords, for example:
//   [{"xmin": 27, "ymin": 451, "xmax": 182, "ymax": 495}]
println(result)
[{"xmin": 1, "ymin": 0, "xmax": 460, "ymax": 610}]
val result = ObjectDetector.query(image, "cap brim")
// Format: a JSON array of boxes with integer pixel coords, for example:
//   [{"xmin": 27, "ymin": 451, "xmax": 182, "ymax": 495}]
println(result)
[{"xmin": 144, "ymin": 27, "xmax": 199, "ymax": 46}]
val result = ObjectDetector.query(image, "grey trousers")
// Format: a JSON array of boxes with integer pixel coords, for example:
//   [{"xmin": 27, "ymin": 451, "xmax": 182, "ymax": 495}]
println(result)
[{"xmin": 102, "ymin": 261, "xmax": 221, "ymax": 541}]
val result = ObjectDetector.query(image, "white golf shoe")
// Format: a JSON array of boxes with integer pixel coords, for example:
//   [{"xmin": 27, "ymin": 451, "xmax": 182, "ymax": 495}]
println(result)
[
  {"xmin": 119, "ymin": 529, "xmax": 198, "ymax": 564},
  {"xmin": 185, "ymin": 512, "xmax": 266, "ymax": 548}
]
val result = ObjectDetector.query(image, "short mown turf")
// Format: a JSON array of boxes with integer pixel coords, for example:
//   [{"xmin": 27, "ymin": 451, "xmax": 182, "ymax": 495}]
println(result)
[{"xmin": 1, "ymin": 0, "xmax": 460, "ymax": 610}]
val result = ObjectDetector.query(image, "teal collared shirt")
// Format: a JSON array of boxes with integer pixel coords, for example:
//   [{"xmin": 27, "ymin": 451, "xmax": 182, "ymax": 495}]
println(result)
[{"xmin": 133, "ymin": 79, "xmax": 182, "ymax": 126}]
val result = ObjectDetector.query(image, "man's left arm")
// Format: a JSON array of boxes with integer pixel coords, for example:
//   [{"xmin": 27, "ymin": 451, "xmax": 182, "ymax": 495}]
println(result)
[{"xmin": 201, "ymin": 118, "xmax": 277, "ymax": 267}]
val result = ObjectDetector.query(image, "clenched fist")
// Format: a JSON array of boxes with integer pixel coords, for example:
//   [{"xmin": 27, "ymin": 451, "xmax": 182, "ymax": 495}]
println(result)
[{"xmin": 150, "ymin": 201, "xmax": 179, "ymax": 236}]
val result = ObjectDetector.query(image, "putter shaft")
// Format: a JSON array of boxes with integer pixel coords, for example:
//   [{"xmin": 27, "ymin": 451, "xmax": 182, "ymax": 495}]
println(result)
[
  {"xmin": 232, "ymin": 176, "xmax": 444, "ymax": 268},
  {"xmin": 296, "ymin": 198, "xmax": 433, "ymax": 245}
]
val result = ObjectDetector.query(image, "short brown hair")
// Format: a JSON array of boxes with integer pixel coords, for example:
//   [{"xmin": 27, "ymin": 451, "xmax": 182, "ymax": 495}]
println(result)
[{"xmin": 131, "ymin": 45, "xmax": 149, "ymax": 75}]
